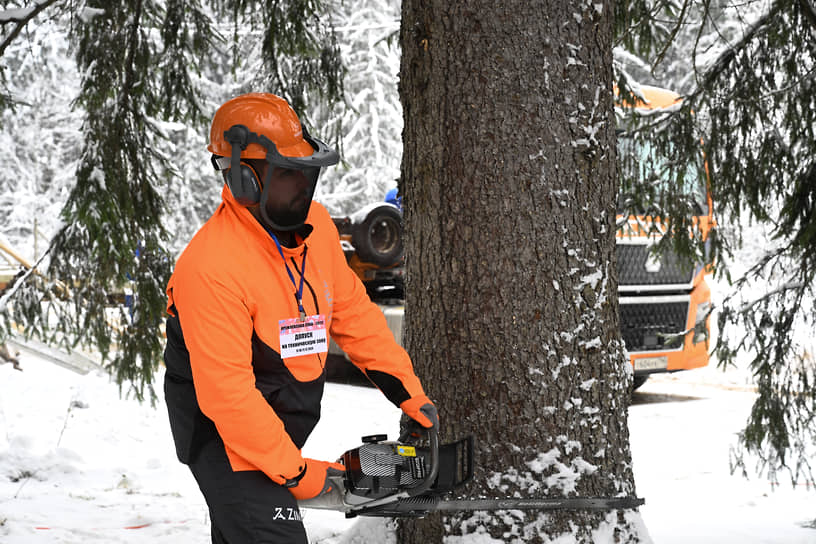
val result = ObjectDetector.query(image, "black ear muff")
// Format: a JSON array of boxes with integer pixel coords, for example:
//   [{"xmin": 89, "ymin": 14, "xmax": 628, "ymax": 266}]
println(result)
[{"xmin": 224, "ymin": 161, "xmax": 262, "ymax": 206}]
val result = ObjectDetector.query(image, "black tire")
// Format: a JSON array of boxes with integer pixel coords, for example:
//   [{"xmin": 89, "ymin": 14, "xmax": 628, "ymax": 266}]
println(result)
[
  {"xmin": 352, "ymin": 205, "xmax": 403, "ymax": 267},
  {"xmin": 632, "ymin": 375, "xmax": 649, "ymax": 391}
]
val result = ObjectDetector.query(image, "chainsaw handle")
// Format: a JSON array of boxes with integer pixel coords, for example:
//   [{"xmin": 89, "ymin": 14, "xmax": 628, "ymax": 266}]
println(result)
[
  {"xmin": 406, "ymin": 426, "xmax": 439, "ymax": 498},
  {"xmin": 346, "ymin": 428, "xmax": 440, "ymax": 516}
]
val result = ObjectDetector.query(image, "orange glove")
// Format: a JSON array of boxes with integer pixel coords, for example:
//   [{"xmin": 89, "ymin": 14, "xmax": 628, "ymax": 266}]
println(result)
[
  {"xmin": 400, "ymin": 394, "xmax": 439, "ymax": 429},
  {"xmin": 286, "ymin": 459, "xmax": 345, "ymax": 500}
]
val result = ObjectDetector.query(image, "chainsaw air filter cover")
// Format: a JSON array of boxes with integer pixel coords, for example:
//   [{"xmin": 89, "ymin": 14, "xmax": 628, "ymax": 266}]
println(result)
[
  {"xmin": 343, "ymin": 440, "xmax": 428, "ymax": 500},
  {"xmin": 342, "ymin": 435, "xmax": 473, "ymax": 501}
]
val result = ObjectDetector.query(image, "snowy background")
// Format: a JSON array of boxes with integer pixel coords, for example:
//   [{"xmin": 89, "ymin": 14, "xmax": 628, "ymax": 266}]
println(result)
[
  {"xmin": 2, "ymin": 1, "xmax": 815, "ymax": 542},
  {"xmin": 0, "ymin": 0, "xmax": 406, "ymax": 260},
  {"xmin": 1, "ymin": 260, "xmax": 815, "ymax": 543}
]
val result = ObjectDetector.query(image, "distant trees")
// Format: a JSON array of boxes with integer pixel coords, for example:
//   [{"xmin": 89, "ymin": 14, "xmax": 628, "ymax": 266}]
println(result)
[
  {"xmin": 315, "ymin": 0, "xmax": 404, "ymax": 213},
  {"xmin": 0, "ymin": 1, "xmax": 343, "ymax": 401},
  {"xmin": 0, "ymin": 0, "xmax": 58, "ymax": 111}
]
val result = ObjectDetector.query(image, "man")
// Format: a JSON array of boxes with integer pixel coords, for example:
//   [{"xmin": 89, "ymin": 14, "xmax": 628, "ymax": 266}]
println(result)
[{"xmin": 163, "ymin": 92, "xmax": 438, "ymax": 543}]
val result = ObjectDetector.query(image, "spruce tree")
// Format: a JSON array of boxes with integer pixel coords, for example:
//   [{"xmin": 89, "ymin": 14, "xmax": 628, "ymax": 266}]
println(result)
[{"xmin": 615, "ymin": 0, "xmax": 816, "ymax": 486}]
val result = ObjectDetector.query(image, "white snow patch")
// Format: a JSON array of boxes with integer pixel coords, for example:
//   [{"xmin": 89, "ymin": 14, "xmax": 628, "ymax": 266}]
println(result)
[
  {"xmin": 79, "ymin": 7, "xmax": 106, "ymax": 23},
  {"xmin": 580, "ymin": 336, "xmax": 602, "ymax": 350},
  {"xmin": 580, "ymin": 378, "xmax": 597, "ymax": 390}
]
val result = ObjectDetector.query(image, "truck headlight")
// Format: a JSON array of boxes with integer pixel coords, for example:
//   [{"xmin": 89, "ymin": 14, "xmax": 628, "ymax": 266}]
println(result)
[{"xmin": 693, "ymin": 301, "xmax": 711, "ymax": 344}]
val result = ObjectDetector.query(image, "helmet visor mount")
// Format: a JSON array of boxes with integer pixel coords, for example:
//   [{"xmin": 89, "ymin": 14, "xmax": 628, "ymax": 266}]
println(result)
[{"xmin": 220, "ymin": 123, "xmax": 339, "ymax": 231}]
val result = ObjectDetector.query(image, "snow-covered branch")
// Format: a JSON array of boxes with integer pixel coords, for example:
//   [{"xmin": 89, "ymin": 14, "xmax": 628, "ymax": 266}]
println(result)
[{"xmin": 0, "ymin": 0, "xmax": 58, "ymax": 58}]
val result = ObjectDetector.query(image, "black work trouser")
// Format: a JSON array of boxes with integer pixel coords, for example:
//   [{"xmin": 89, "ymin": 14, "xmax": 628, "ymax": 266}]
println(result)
[{"xmin": 188, "ymin": 434, "xmax": 308, "ymax": 544}]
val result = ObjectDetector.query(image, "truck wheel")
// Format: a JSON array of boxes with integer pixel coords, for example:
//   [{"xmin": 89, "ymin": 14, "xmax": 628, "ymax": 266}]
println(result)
[
  {"xmin": 352, "ymin": 205, "xmax": 403, "ymax": 267},
  {"xmin": 632, "ymin": 375, "xmax": 649, "ymax": 391}
]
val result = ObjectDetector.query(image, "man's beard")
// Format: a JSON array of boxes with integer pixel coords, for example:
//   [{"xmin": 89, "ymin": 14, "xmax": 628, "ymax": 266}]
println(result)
[{"xmin": 262, "ymin": 194, "xmax": 311, "ymax": 230}]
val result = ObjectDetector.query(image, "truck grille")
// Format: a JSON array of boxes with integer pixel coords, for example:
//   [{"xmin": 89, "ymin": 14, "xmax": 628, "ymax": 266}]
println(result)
[
  {"xmin": 617, "ymin": 243, "xmax": 697, "ymax": 289},
  {"xmin": 619, "ymin": 299, "xmax": 689, "ymax": 352}
]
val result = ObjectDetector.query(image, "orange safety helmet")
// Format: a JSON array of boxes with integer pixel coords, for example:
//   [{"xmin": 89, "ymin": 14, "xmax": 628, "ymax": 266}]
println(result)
[
  {"xmin": 207, "ymin": 93, "xmax": 338, "ymax": 231},
  {"xmin": 208, "ymin": 93, "xmax": 314, "ymax": 159}
]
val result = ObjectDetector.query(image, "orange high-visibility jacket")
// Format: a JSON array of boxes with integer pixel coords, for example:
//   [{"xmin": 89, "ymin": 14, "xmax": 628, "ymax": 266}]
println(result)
[{"xmin": 163, "ymin": 186, "xmax": 425, "ymax": 484}]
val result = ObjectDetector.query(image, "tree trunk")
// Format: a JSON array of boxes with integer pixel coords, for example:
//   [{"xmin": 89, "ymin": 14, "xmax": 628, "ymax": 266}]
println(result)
[{"xmin": 398, "ymin": 1, "xmax": 642, "ymax": 541}]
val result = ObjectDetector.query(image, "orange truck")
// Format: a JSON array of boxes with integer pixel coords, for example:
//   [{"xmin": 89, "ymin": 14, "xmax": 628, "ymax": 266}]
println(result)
[
  {"xmin": 615, "ymin": 85, "xmax": 714, "ymax": 388},
  {"xmin": 330, "ymin": 85, "xmax": 714, "ymax": 390}
]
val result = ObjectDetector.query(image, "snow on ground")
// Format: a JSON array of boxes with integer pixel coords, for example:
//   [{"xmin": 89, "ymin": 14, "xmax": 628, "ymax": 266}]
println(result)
[
  {"xmin": 0, "ymin": 346, "xmax": 814, "ymax": 543},
  {"xmin": 630, "ymin": 366, "xmax": 815, "ymax": 544}
]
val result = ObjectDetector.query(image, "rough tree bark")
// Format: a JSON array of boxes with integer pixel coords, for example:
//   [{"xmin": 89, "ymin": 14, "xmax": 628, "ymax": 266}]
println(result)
[{"xmin": 397, "ymin": 1, "xmax": 643, "ymax": 541}]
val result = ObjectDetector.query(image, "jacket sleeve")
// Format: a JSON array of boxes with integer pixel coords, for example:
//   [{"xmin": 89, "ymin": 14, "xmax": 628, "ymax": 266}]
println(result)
[
  {"xmin": 169, "ymin": 263, "xmax": 304, "ymax": 483},
  {"xmin": 325, "ymin": 216, "xmax": 426, "ymax": 407}
]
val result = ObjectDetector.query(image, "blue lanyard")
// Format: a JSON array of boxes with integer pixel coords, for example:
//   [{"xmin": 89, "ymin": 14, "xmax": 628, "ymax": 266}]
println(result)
[{"xmin": 268, "ymin": 231, "xmax": 308, "ymax": 320}]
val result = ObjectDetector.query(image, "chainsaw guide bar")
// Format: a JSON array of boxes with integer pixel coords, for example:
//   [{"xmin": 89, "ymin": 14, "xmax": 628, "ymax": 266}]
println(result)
[
  {"xmin": 298, "ymin": 429, "xmax": 645, "ymax": 518},
  {"xmin": 352, "ymin": 495, "xmax": 645, "ymax": 518}
]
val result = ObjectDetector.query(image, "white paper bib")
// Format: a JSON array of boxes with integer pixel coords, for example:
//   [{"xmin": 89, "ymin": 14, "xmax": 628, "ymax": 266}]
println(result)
[{"xmin": 279, "ymin": 314, "xmax": 328, "ymax": 359}]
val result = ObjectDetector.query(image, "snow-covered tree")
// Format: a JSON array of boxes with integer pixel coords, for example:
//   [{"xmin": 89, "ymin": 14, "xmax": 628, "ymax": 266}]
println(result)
[{"xmin": 314, "ymin": 0, "xmax": 403, "ymax": 215}]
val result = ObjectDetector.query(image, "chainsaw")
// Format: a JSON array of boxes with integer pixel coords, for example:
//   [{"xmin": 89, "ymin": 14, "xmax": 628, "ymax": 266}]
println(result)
[{"xmin": 298, "ymin": 427, "xmax": 644, "ymax": 518}]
